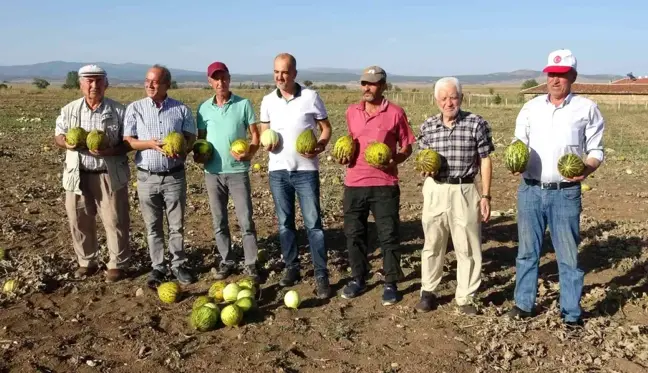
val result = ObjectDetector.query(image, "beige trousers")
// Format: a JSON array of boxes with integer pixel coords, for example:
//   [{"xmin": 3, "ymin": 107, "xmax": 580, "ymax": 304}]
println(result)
[
  {"xmin": 65, "ymin": 172, "xmax": 130, "ymax": 269},
  {"xmin": 421, "ymin": 178, "xmax": 482, "ymax": 306}
]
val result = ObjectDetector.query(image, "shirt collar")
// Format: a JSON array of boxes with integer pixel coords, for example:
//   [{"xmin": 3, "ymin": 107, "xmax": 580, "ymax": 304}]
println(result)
[
  {"xmin": 276, "ymin": 83, "xmax": 302, "ymax": 99},
  {"xmin": 148, "ymin": 95, "xmax": 169, "ymax": 108},
  {"xmin": 212, "ymin": 92, "xmax": 235, "ymax": 106},
  {"xmin": 83, "ymin": 98, "xmax": 105, "ymax": 112},
  {"xmin": 544, "ymin": 92, "xmax": 574, "ymax": 108}
]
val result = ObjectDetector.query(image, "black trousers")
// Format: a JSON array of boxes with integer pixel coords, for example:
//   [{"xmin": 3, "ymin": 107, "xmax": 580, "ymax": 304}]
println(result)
[{"xmin": 343, "ymin": 185, "xmax": 403, "ymax": 284}]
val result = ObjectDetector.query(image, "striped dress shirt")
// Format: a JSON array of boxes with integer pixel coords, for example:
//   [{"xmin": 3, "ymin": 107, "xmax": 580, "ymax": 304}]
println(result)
[
  {"xmin": 417, "ymin": 110, "xmax": 495, "ymax": 179},
  {"xmin": 124, "ymin": 96, "xmax": 196, "ymax": 172},
  {"xmin": 514, "ymin": 93, "xmax": 605, "ymax": 183}
]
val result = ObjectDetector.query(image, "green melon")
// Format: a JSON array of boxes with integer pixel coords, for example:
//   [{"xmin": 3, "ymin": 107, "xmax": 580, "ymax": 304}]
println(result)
[
  {"xmin": 504, "ymin": 140, "xmax": 530, "ymax": 173},
  {"xmin": 192, "ymin": 295, "xmax": 212, "ymax": 311},
  {"xmin": 260, "ymin": 129, "xmax": 279, "ymax": 147},
  {"xmin": 157, "ymin": 281, "xmax": 181, "ymax": 304},
  {"xmin": 332, "ymin": 135, "xmax": 355, "ymax": 160},
  {"xmin": 296, "ymin": 129, "xmax": 318, "ymax": 154},
  {"xmin": 230, "ymin": 139, "xmax": 249, "ymax": 155},
  {"xmin": 192, "ymin": 139, "xmax": 213, "ymax": 161},
  {"xmin": 235, "ymin": 297, "xmax": 255, "ymax": 313},
  {"xmin": 221, "ymin": 304, "xmax": 244, "ymax": 327},
  {"xmin": 364, "ymin": 142, "xmax": 392, "ymax": 167},
  {"xmin": 237, "ymin": 278, "xmax": 256, "ymax": 293},
  {"xmin": 86, "ymin": 129, "xmax": 106, "ymax": 151},
  {"xmin": 558, "ymin": 153, "xmax": 586, "ymax": 178},
  {"xmin": 190, "ymin": 303, "xmax": 220, "ymax": 331},
  {"xmin": 208, "ymin": 281, "xmax": 227, "ymax": 302},
  {"xmin": 415, "ymin": 149, "xmax": 441, "ymax": 173},
  {"xmin": 162, "ymin": 132, "xmax": 185, "ymax": 157},
  {"xmin": 66, "ymin": 127, "xmax": 88, "ymax": 148}
]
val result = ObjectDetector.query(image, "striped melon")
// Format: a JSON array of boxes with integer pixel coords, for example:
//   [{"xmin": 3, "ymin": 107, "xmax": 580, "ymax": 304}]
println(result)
[
  {"xmin": 296, "ymin": 129, "xmax": 318, "ymax": 154},
  {"xmin": 157, "ymin": 282, "xmax": 181, "ymax": 304},
  {"xmin": 415, "ymin": 149, "xmax": 441, "ymax": 173},
  {"xmin": 190, "ymin": 303, "xmax": 220, "ymax": 331},
  {"xmin": 558, "ymin": 153, "xmax": 586, "ymax": 178},
  {"xmin": 504, "ymin": 140, "xmax": 530, "ymax": 173},
  {"xmin": 365, "ymin": 142, "xmax": 392, "ymax": 167},
  {"xmin": 332, "ymin": 135, "xmax": 355, "ymax": 160}
]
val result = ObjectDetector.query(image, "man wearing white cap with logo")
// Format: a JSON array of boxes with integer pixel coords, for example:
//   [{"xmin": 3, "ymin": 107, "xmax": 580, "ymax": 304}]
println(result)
[
  {"xmin": 54, "ymin": 64, "xmax": 131, "ymax": 283},
  {"xmin": 506, "ymin": 49, "xmax": 606, "ymax": 327}
]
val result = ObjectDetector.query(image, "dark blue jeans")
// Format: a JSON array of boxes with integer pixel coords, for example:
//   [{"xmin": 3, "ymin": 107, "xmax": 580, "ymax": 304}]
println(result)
[
  {"xmin": 514, "ymin": 179, "xmax": 584, "ymax": 322},
  {"xmin": 269, "ymin": 170, "xmax": 328, "ymax": 279}
]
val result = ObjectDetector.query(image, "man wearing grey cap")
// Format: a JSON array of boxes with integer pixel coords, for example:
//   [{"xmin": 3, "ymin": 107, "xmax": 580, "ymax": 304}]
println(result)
[
  {"xmin": 338, "ymin": 66, "xmax": 416, "ymax": 306},
  {"xmin": 54, "ymin": 64, "xmax": 131, "ymax": 283}
]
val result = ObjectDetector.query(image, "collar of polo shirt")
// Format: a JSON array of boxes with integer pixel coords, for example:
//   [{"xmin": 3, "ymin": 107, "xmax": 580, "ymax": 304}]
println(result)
[
  {"xmin": 276, "ymin": 83, "xmax": 302, "ymax": 100},
  {"xmin": 148, "ymin": 95, "xmax": 169, "ymax": 107},
  {"xmin": 545, "ymin": 92, "xmax": 575, "ymax": 107}
]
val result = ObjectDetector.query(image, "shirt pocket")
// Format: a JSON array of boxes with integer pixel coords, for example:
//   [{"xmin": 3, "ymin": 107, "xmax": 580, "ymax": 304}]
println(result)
[{"xmin": 563, "ymin": 120, "xmax": 586, "ymax": 146}]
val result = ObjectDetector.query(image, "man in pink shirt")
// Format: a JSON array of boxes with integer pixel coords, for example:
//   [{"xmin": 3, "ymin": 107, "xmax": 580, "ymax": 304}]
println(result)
[{"xmin": 337, "ymin": 66, "xmax": 416, "ymax": 306}]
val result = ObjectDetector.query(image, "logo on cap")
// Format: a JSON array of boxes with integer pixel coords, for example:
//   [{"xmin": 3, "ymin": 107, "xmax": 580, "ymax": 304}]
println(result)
[
  {"xmin": 367, "ymin": 69, "xmax": 375, "ymax": 74},
  {"xmin": 553, "ymin": 55, "xmax": 562, "ymax": 64}
]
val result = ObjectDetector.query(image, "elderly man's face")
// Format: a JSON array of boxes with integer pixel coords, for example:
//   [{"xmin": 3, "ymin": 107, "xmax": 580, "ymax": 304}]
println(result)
[
  {"xmin": 547, "ymin": 71, "xmax": 575, "ymax": 100},
  {"xmin": 145, "ymin": 68, "xmax": 169, "ymax": 101},
  {"xmin": 273, "ymin": 57, "xmax": 296, "ymax": 91},
  {"xmin": 361, "ymin": 81, "xmax": 385, "ymax": 103},
  {"xmin": 209, "ymin": 71, "xmax": 231, "ymax": 95},
  {"xmin": 80, "ymin": 76, "xmax": 107, "ymax": 101},
  {"xmin": 436, "ymin": 84, "xmax": 463, "ymax": 118}
]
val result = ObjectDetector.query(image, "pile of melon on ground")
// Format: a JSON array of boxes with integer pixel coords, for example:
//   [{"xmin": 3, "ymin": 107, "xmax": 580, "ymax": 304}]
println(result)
[{"xmin": 156, "ymin": 277, "xmax": 301, "ymax": 332}]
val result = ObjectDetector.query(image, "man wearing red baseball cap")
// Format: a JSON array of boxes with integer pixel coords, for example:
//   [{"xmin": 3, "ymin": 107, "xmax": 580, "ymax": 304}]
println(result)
[
  {"xmin": 195, "ymin": 61, "xmax": 262, "ymax": 283},
  {"xmin": 506, "ymin": 49, "xmax": 606, "ymax": 328}
]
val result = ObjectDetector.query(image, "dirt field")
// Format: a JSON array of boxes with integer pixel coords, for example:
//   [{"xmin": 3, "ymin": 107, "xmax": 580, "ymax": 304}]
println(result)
[{"xmin": 0, "ymin": 87, "xmax": 647, "ymax": 373}]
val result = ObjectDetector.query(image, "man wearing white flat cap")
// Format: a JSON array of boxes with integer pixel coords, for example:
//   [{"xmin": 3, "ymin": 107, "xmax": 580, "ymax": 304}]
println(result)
[
  {"xmin": 54, "ymin": 64, "xmax": 131, "ymax": 283},
  {"xmin": 505, "ymin": 49, "xmax": 606, "ymax": 327}
]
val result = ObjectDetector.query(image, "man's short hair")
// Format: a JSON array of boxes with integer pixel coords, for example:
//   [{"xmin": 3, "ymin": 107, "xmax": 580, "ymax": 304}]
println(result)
[
  {"xmin": 152, "ymin": 64, "xmax": 172, "ymax": 85},
  {"xmin": 275, "ymin": 53, "xmax": 297, "ymax": 71}
]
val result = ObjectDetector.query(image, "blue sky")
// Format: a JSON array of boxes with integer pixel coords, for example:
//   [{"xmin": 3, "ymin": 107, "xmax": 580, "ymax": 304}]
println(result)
[{"xmin": 1, "ymin": 0, "xmax": 647, "ymax": 76}]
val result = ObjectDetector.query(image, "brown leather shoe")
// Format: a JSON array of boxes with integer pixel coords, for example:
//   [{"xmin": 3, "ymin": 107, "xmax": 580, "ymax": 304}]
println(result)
[
  {"xmin": 74, "ymin": 266, "xmax": 99, "ymax": 279},
  {"xmin": 105, "ymin": 269, "xmax": 126, "ymax": 283}
]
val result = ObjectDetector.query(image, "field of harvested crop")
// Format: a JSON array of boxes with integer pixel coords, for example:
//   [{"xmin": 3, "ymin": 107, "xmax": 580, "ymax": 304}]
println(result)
[{"xmin": 0, "ymin": 86, "xmax": 647, "ymax": 373}]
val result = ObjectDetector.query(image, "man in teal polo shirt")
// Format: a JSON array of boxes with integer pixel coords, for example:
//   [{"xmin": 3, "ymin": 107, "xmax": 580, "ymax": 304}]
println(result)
[{"xmin": 195, "ymin": 61, "xmax": 261, "ymax": 282}]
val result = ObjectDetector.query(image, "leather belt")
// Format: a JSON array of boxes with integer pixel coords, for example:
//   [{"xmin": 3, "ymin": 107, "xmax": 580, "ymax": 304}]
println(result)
[
  {"xmin": 434, "ymin": 176, "xmax": 474, "ymax": 184},
  {"xmin": 80, "ymin": 169, "xmax": 107, "ymax": 174},
  {"xmin": 137, "ymin": 165, "xmax": 184, "ymax": 176},
  {"xmin": 524, "ymin": 178, "xmax": 580, "ymax": 190}
]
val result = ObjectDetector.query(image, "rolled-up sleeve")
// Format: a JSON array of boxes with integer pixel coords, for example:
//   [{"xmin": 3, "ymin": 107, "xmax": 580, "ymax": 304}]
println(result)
[
  {"xmin": 585, "ymin": 103, "xmax": 605, "ymax": 162},
  {"xmin": 475, "ymin": 118, "xmax": 495, "ymax": 158},
  {"xmin": 514, "ymin": 104, "xmax": 530, "ymax": 144},
  {"xmin": 123, "ymin": 104, "xmax": 138, "ymax": 137},
  {"xmin": 417, "ymin": 118, "xmax": 433, "ymax": 150},
  {"xmin": 55, "ymin": 109, "xmax": 67, "ymax": 136},
  {"xmin": 182, "ymin": 106, "xmax": 196, "ymax": 135}
]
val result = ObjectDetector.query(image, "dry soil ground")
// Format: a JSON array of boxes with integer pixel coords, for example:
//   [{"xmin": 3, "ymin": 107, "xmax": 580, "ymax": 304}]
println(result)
[{"xmin": 0, "ymin": 87, "xmax": 647, "ymax": 373}]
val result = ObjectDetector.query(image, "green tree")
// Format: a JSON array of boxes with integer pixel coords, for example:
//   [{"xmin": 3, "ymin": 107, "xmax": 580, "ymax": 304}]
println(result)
[
  {"xmin": 488, "ymin": 87, "xmax": 495, "ymax": 95},
  {"xmin": 303, "ymin": 80, "xmax": 313, "ymax": 87},
  {"xmin": 62, "ymin": 71, "xmax": 80, "ymax": 89},
  {"xmin": 170, "ymin": 80, "xmax": 178, "ymax": 89},
  {"xmin": 32, "ymin": 78, "xmax": 50, "ymax": 89},
  {"xmin": 493, "ymin": 93, "xmax": 502, "ymax": 105},
  {"xmin": 521, "ymin": 79, "xmax": 539, "ymax": 90}
]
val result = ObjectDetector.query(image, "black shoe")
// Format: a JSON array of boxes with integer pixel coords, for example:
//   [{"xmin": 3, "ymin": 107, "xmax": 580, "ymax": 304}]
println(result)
[
  {"xmin": 382, "ymin": 283, "xmax": 398, "ymax": 306},
  {"xmin": 213, "ymin": 263, "xmax": 234, "ymax": 280},
  {"xmin": 171, "ymin": 266, "xmax": 195, "ymax": 285},
  {"xmin": 564, "ymin": 319, "xmax": 584, "ymax": 329},
  {"xmin": 341, "ymin": 278, "xmax": 367, "ymax": 299},
  {"xmin": 415, "ymin": 291, "xmax": 436, "ymax": 312},
  {"xmin": 505, "ymin": 305, "xmax": 534, "ymax": 320},
  {"xmin": 315, "ymin": 276, "xmax": 331, "ymax": 299},
  {"xmin": 147, "ymin": 269, "xmax": 167, "ymax": 289},
  {"xmin": 244, "ymin": 264, "xmax": 260, "ymax": 283},
  {"xmin": 458, "ymin": 303, "xmax": 479, "ymax": 316},
  {"xmin": 279, "ymin": 268, "xmax": 301, "ymax": 287}
]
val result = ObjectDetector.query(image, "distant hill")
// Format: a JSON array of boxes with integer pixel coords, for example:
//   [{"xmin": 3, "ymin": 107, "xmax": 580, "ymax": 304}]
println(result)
[{"xmin": 0, "ymin": 61, "xmax": 623, "ymax": 85}]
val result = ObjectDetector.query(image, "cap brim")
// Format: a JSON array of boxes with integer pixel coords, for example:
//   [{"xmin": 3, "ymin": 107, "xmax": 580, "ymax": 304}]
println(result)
[
  {"xmin": 208, "ymin": 69, "xmax": 227, "ymax": 77},
  {"xmin": 543, "ymin": 66, "xmax": 573, "ymax": 73},
  {"xmin": 360, "ymin": 74, "xmax": 383, "ymax": 83}
]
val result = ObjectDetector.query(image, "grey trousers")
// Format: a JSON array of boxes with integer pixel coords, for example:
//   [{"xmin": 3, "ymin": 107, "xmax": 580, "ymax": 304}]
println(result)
[
  {"xmin": 205, "ymin": 172, "xmax": 258, "ymax": 266},
  {"xmin": 137, "ymin": 168, "xmax": 187, "ymax": 271}
]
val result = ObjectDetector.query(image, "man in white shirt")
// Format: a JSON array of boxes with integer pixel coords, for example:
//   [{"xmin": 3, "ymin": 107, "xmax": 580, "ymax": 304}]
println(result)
[
  {"xmin": 259, "ymin": 53, "xmax": 333, "ymax": 299},
  {"xmin": 506, "ymin": 49, "xmax": 605, "ymax": 327}
]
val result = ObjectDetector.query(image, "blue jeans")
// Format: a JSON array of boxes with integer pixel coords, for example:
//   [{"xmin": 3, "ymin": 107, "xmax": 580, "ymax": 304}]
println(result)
[
  {"xmin": 514, "ymin": 180, "xmax": 584, "ymax": 322},
  {"xmin": 269, "ymin": 170, "xmax": 328, "ymax": 279}
]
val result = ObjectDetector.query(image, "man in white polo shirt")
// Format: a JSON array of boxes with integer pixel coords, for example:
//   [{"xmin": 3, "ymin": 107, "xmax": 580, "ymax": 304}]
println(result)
[
  {"xmin": 506, "ymin": 49, "xmax": 605, "ymax": 327},
  {"xmin": 259, "ymin": 52, "xmax": 333, "ymax": 299}
]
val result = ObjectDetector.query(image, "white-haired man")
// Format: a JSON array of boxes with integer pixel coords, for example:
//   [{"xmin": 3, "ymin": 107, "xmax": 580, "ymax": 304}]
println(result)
[
  {"xmin": 54, "ymin": 64, "xmax": 131, "ymax": 283},
  {"xmin": 415, "ymin": 77, "xmax": 494, "ymax": 315},
  {"xmin": 506, "ymin": 49, "xmax": 605, "ymax": 327}
]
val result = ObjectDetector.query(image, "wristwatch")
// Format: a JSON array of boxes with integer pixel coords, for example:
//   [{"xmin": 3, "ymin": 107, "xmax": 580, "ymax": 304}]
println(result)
[{"xmin": 481, "ymin": 194, "xmax": 491, "ymax": 201}]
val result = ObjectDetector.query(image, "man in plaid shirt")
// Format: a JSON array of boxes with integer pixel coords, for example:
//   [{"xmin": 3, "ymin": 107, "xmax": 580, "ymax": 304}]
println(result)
[{"xmin": 415, "ymin": 77, "xmax": 495, "ymax": 315}]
